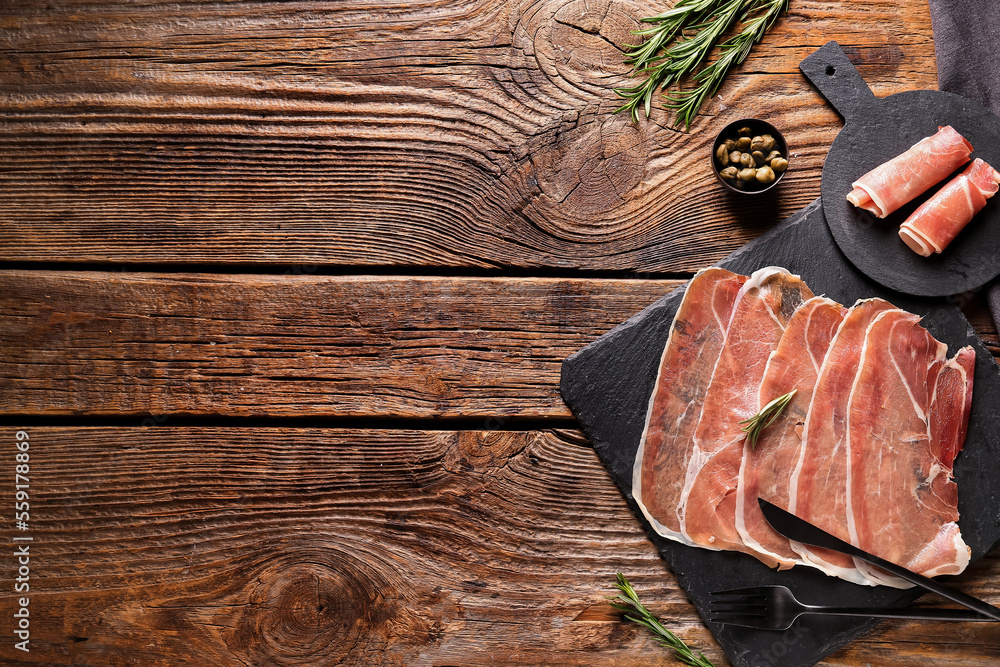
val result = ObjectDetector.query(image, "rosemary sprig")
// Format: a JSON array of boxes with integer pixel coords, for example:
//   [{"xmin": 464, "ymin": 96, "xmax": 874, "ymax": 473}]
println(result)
[
  {"xmin": 665, "ymin": 0, "xmax": 790, "ymax": 129},
  {"xmin": 616, "ymin": 0, "xmax": 790, "ymax": 128},
  {"xmin": 610, "ymin": 573, "xmax": 716, "ymax": 667},
  {"xmin": 615, "ymin": 0, "xmax": 733, "ymax": 123},
  {"xmin": 739, "ymin": 389, "xmax": 796, "ymax": 449}
]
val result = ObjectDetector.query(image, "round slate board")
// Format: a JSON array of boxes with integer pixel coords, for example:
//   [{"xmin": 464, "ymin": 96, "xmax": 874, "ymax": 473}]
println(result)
[{"xmin": 800, "ymin": 42, "xmax": 1000, "ymax": 297}]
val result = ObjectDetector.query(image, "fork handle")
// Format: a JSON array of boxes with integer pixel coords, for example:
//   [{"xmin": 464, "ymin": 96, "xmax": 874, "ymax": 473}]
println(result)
[{"xmin": 804, "ymin": 607, "xmax": 997, "ymax": 622}]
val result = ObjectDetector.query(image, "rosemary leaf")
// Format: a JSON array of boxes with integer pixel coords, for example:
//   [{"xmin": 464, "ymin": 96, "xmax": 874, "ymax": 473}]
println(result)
[
  {"xmin": 610, "ymin": 573, "xmax": 717, "ymax": 667},
  {"xmin": 739, "ymin": 389, "xmax": 796, "ymax": 449}
]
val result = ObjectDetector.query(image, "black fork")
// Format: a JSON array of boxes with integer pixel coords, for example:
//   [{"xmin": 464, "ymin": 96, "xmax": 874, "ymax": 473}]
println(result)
[{"xmin": 710, "ymin": 585, "xmax": 997, "ymax": 631}]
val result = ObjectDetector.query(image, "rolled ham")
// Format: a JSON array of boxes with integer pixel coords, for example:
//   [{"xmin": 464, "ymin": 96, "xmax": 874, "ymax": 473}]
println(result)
[
  {"xmin": 899, "ymin": 158, "xmax": 1000, "ymax": 256},
  {"xmin": 846, "ymin": 126, "xmax": 972, "ymax": 218}
]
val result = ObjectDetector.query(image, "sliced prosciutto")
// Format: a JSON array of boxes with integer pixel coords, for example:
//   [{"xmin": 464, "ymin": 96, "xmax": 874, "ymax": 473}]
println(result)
[
  {"xmin": 847, "ymin": 126, "xmax": 972, "ymax": 218},
  {"xmin": 735, "ymin": 296, "xmax": 848, "ymax": 569},
  {"xmin": 789, "ymin": 298, "xmax": 898, "ymax": 584},
  {"xmin": 899, "ymin": 158, "xmax": 1000, "ymax": 256},
  {"xmin": 847, "ymin": 312, "xmax": 975, "ymax": 587},
  {"xmin": 631, "ymin": 267, "xmax": 976, "ymax": 586},
  {"xmin": 633, "ymin": 267, "xmax": 748, "ymax": 546},
  {"xmin": 929, "ymin": 347, "xmax": 976, "ymax": 473},
  {"xmin": 681, "ymin": 268, "xmax": 813, "ymax": 565}
]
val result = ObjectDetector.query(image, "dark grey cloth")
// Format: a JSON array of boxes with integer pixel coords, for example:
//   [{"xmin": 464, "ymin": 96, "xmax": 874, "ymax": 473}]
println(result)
[
  {"xmin": 929, "ymin": 0, "xmax": 1000, "ymax": 111},
  {"xmin": 928, "ymin": 0, "xmax": 1000, "ymax": 330}
]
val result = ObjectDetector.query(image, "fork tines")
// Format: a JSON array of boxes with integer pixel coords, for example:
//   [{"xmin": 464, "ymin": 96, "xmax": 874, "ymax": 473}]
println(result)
[
  {"xmin": 711, "ymin": 586, "xmax": 778, "ymax": 596},
  {"xmin": 709, "ymin": 588, "xmax": 772, "ymax": 627}
]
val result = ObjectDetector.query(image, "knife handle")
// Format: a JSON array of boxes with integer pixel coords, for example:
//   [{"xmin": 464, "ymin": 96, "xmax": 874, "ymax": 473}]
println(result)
[{"xmin": 845, "ymin": 548, "xmax": 1000, "ymax": 622}]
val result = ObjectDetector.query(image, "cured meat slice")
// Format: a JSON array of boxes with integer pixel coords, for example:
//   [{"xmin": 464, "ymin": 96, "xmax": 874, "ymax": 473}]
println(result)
[
  {"xmin": 632, "ymin": 266, "xmax": 976, "ymax": 587},
  {"xmin": 789, "ymin": 298, "xmax": 898, "ymax": 585},
  {"xmin": 847, "ymin": 126, "xmax": 973, "ymax": 218},
  {"xmin": 634, "ymin": 267, "xmax": 748, "ymax": 546},
  {"xmin": 899, "ymin": 158, "xmax": 1000, "ymax": 256},
  {"xmin": 847, "ymin": 312, "xmax": 974, "ymax": 587},
  {"xmin": 929, "ymin": 347, "xmax": 976, "ymax": 474},
  {"xmin": 735, "ymin": 296, "xmax": 848, "ymax": 569},
  {"xmin": 681, "ymin": 268, "xmax": 813, "ymax": 564}
]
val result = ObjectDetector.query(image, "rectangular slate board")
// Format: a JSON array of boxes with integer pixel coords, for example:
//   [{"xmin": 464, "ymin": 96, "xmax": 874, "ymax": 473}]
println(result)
[{"xmin": 560, "ymin": 199, "xmax": 1000, "ymax": 667}]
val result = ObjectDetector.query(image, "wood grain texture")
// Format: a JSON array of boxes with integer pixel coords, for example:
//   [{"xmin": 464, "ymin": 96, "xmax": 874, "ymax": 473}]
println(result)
[
  {"xmin": 0, "ymin": 0, "xmax": 936, "ymax": 269},
  {"xmin": 4, "ymin": 2, "xmax": 999, "ymax": 665},
  {"xmin": 0, "ymin": 271, "xmax": 681, "ymax": 418},
  {"xmin": 3, "ymin": 271, "xmax": 995, "ymax": 419},
  {"xmin": 1, "ymin": 428, "xmax": 998, "ymax": 667}
]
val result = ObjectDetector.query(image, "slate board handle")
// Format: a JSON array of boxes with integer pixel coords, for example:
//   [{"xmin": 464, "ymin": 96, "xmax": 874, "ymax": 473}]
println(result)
[{"xmin": 799, "ymin": 41, "xmax": 876, "ymax": 124}]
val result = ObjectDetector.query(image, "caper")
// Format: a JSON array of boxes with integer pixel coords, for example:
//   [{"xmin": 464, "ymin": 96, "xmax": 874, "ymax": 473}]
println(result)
[
  {"xmin": 770, "ymin": 157, "xmax": 788, "ymax": 174},
  {"xmin": 738, "ymin": 167, "xmax": 757, "ymax": 183},
  {"xmin": 759, "ymin": 134, "xmax": 777, "ymax": 152},
  {"xmin": 751, "ymin": 150, "xmax": 766, "ymax": 167},
  {"xmin": 739, "ymin": 153, "xmax": 754, "ymax": 169},
  {"xmin": 715, "ymin": 144, "xmax": 730, "ymax": 166},
  {"xmin": 736, "ymin": 136, "xmax": 752, "ymax": 151},
  {"xmin": 738, "ymin": 126, "xmax": 752, "ymax": 137},
  {"xmin": 719, "ymin": 166, "xmax": 738, "ymax": 182},
  {"xmin": 750, "ymin": 136, "xmax": 766, "ymax": 152},
  {"xmin": 756, "ymin": 165, "xmax": 776, "ymax": 185},
  {"xmin": 724, "ymin": 138, "xmax": 737, "ymax": 151},
  {"xmin": 766, "ymin": 150, "xmax": 782, "ymax": 163},
  {"xmin": 729, "ymin": 150, "xmax": 741, "ymax": 165}
]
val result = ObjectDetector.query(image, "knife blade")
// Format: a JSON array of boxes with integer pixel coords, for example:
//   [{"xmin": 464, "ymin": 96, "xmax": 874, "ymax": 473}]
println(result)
[{"xmin": 759, "ymin": 498, "xmax": 1000, "ymax": 621}]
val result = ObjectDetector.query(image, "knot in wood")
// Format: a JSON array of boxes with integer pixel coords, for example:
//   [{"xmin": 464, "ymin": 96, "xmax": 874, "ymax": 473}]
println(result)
[{"xmin": 228, "ymin": 552, "xmax": 399, "ymax": 665}]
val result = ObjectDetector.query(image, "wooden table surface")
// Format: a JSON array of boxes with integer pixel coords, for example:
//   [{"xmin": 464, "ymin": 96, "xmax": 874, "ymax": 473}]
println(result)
[{"xmin": 3, "ymin": 1, "xmax": 999, "ymax": 665}]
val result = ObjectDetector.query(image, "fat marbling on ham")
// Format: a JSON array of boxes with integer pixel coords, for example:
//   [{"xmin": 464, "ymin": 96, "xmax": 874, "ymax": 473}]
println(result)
[
  {"xmin": 633, "ymin": 267, "xmax": 747, "ymax": 547},
  {"xmin": 846, "ymin": 311, "xmax": 975, "ymax": 585},
  {"xmin": 846, "ymin": 125, "xmax": 972, "ymax": 218},
  {"xmin": 735, "ymin": 296, "xmax": 847, "ymax": 571},
  {"xmin": 789, "ymin": 298, "xmax": 900, "ymax": 584},
  {"xmin": 681, "ymin": 268, "xmax": 812, "ymax": 563},
  {"xmin": 633, "ymin": 267, "xmax": 975, "ymax": 587}
]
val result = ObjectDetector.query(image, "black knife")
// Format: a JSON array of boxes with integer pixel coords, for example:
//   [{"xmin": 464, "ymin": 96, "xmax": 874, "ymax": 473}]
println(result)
[{"xmin": 759, "ymin": 498, "xmax": 1000, "ymax": 621}]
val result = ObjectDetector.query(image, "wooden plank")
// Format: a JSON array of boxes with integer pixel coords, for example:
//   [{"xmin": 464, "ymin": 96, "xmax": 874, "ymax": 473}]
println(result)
[
  {"xmin": 0, "ymin": 0, "xmax": 936, "ymax": 269},
  {"xmin": 2, "ymin": 271, "xmax": 996, "ymax": 419},
  {"xmin": 0, "ymin": 271, "xmax": 681, "ymax": 418},
  {"xmin": 2, "ymin": 427, "xmax": 998, "ymax": 666}
]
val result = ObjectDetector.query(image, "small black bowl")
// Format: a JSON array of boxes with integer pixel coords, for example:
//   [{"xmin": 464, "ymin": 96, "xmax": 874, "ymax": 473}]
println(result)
[{"xmin": 711, "ymin": 118, "xmax": 789, "ymax": 195}]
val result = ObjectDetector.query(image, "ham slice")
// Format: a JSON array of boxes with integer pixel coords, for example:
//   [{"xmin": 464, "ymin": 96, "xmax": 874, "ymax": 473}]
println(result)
[
  {"xmin": 634, "ymin": 267, "xmax": 748, "ymax": 546},
  {"xmin": 847, "ymin": 126, "xmax": 972, "ymax": 218},
  {"xmin": 633, "ymin": 268, "xmax": 975, "ymax": 586},
  {"xmin": 846, "ymin": 311, "xmax": 974, "ymax": 587},
  {"xmin": 899, "ymin": 158, "xmax": 1000, "ymax": 256},
  {"xmin": 929, "ymin": 347, "xmax": 976, "ymax": 472},
  {"xmin": 735, "ymin": 296, "xmax": 848, "ymax": 570},
  {"xmin": 789, "ymin": 298, "xmax": 898, "ymax": 584},
  {"xmin": 681, "ymin": 268, "xmax": 813, "ymax": 565}
]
